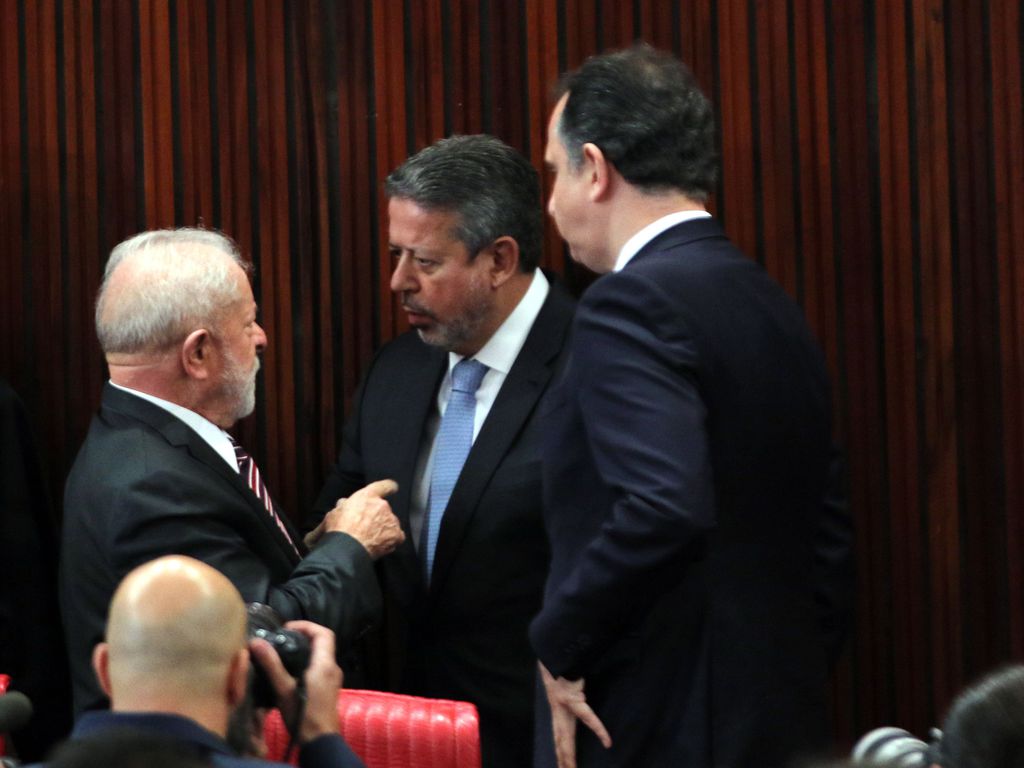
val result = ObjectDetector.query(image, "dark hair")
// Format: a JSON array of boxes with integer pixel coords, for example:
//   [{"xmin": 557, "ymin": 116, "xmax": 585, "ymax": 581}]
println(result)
[
  {"xmin": 556, "ymin": 43, "xmax": 717, "ymax": 199},
  {"xmin": 937, "ymin": 665, "xmax": 1024, "ymax": 768},
  {"xmin": 384, "ymin": 134, "xmax": 543, "ymax": 271}
]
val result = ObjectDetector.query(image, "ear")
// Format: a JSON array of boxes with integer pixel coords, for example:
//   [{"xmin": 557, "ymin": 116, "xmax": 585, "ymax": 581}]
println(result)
[
  {"xmin": 582, "ymin": 142, "xmax": 612, "ymax": 202},
  {"xmin": 485, "ymin": 236, "xmax": 522, "ymax": 288},
  {"xmin": 226, "ymin": 647, "xmax": 250, "ymax": 708},
  {"xmin": 93, "ymin": 643, "xmax": 113, "ymax": 698},
  {"xmin": 181, "ymin": 328, "xmax": 214, "ymax": 381}
]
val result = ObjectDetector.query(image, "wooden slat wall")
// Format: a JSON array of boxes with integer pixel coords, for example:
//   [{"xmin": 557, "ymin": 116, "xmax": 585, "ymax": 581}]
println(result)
[{"xmin": 1, "ymin": 0, "xmax": 1021, "ymax": 748}]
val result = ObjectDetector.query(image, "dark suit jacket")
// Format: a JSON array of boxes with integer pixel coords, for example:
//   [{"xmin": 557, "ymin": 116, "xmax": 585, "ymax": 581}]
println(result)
[
  {"xmin": 0, "ymin": 379, "xmax": 72, "ymax": 759},
  {"xmin": 61, "ymin": 384, "xmax": 380, "ymax": 714},
  {"xmin": 530, "ymin": 219, "xmax": 849, "ymax": 767},
  {"xmin": 312, "ymin": 284, "xmax": 575, "ymax": 768},
  {"xmin": 31, "ymin": 710, "xmax": 363, "ymax": 768}
]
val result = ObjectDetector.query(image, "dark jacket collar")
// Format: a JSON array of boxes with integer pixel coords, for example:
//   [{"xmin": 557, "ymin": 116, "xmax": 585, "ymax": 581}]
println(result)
[
  {"xmin": 628, "ymin": 216, "xmax": 727, "ymax": 265},
  {"xmin": 72, "ymin": 710, "xmax": 233, "ymax": 756}
]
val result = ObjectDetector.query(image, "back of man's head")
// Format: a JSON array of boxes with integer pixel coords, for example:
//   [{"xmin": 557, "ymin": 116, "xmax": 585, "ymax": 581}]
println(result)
[
  {"xmin": 937, "ymin": 665, "xmax": 1024, "ymax": 768},
  {"xmin": 96, "ymin": 228, "xmax": 247, "ymax": 356},
  {"xmin": 99, "ymin": 556, "xmax": 247, "ymax": 712},
  {"xmin": 384, "ymin": 134, "xmax": 543, "ymax": 271},
  {"xmin": 557, "ymin": 44, "xmax": 717, "ymax": 200}
]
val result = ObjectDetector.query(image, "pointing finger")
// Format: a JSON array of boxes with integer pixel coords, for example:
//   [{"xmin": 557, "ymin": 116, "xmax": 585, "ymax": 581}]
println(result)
[{"xmin": 361, "ymin": 478, "xmax": 399, "ymax": 498}]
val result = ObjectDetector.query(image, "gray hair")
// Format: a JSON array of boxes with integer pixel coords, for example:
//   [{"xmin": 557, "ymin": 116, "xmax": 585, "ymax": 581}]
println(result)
[
  {"xmin": 384, "ymin": 134, "xmax": 542, "ymax": 272},
  {"xmin": 96, "ymin": 228, "xmax": 249, "ymax": 355}
]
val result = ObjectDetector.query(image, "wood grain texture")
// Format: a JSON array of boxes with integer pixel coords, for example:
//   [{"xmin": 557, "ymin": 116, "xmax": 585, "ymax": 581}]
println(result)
[{"xmin": 0, "ymin": 0, "xmax": 1021, "ymax": 749}]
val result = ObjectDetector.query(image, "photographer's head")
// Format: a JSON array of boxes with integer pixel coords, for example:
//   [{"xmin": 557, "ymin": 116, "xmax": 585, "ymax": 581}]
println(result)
[
  {"xmin": 852, "ymin": 665, "xmax": 1024, "ymax": 768},
  {"xmin": 92, "ymin": 556, "xmax": 250, "ymax": 737},
  {"xmin": 93, "ymin": 556, "xmax": 344, "ymax": 754},
  {"xmin": 936, "ymin": 665, "xmax": 1024, "ymax": 768}
]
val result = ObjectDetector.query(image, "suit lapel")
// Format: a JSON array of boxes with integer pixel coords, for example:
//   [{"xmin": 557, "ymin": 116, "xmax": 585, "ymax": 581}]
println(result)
[
  {"xmin": 100, "ymin": 384, "xmax": 303, "ymax": 566},
  {"xmin": 428, "ymin": 287, "xmax": 574, "ymax": 596},
  {"xmin": 381, "ymin": 348, "xmax": 448, "ymax": 602}
]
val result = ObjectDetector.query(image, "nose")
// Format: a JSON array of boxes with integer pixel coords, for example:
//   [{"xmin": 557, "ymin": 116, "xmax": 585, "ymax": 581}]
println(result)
[
  {"xmin": 546, "ymin": 191, "xmax": 556, "ymax": 218},
  {"xmin": 253, "ymin": 322, "xmax": 268, "ymax": 352},
  {"xmin": 389, "ymin": 254, "xmax": 416, "ymax": 294}
]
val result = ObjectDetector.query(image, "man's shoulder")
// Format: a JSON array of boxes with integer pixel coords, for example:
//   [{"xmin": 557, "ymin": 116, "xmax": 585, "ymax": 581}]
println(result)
[
  {"xmin": 208, "ymin": 734, "xmax": 363, "ymax": 768},
  {"xmin": 65, "ymin": 390, "xmax": 235, "ymax": 515},
  {"xmin": 67, "ymin": 403, "xmax": 190, "ymax": 486},
  {"xmin": 534, "ymin": 276, "xmax": 576, "ymax": 327},
  {"xmin": 210, "ymin": 755, "xmax": 294, "ymax": 768},
  {"xmin": 374, "ymin": 329, "xmax": 437, "ymax": 362}
]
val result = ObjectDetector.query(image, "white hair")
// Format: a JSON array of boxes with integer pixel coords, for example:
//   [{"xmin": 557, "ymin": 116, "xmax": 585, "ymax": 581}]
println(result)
[{"xmin": 96, "ymin": 228, "xmax": 250, "ymax": 355}]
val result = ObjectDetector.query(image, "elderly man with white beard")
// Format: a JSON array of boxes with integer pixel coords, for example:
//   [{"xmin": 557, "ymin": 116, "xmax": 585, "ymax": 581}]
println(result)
[{"xmin": 61, "ymin": 228, "xmax": 404, "ymax": 715}]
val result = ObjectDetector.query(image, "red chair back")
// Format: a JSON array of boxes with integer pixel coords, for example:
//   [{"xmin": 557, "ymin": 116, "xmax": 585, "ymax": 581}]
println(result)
[
  {"xmin": 0, "ymin": 674, "xmax": 10, "ymax": 757},
  {"xmin": 264, "ymin": 688, "xmax": 481, "ymax": 768}
]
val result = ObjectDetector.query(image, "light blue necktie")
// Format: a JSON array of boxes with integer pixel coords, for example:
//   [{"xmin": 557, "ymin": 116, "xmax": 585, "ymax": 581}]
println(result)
[{"xmin": 423, "ymin": 358, "xmax": 488, "ymax": 580}]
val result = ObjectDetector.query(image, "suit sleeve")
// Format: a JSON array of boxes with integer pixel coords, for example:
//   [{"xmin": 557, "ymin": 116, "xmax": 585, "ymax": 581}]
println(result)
[
  {"xmin": 297, "ymin": 733, "xmax": 365, "ymax": 768},
  {"xmin": 530, "ymin": 272, "xmax": 716, "ymax": 679},
  {"xmin": 813, "ymin": 446, "xmax": 854, "ymax": 661},
  {"xmin": 106, "ymin": 473, "xmax": 380, "ymax": 648}
]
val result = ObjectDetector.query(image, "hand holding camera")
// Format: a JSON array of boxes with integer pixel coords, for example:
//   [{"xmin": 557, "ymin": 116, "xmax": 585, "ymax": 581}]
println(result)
[{"xmin": 247, "ymin": 605, "xmax": 341, "ymax": 745}]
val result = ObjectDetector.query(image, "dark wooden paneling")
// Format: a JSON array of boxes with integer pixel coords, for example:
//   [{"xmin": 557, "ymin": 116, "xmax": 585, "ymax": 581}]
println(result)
[{"xmin": 1, "ymin": 0, "xmax": 1022, "ymax": 751}]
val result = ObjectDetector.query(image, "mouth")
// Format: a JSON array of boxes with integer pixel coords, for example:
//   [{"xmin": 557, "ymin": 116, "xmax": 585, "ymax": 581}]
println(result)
[{"xmin": 402, "ymin": 304, "xmax": 434, "ymax": 327}]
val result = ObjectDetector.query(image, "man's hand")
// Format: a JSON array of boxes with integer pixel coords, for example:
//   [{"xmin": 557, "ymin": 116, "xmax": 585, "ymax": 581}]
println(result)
[
  {"xmin": 312, "ymin": 479, "xmax": 404, "ymax": 559},
  {"xmin": 540, "ymin": 662, "xmax": 612, "ymax": 768},
  {"xmin": 249, "ymin": 620, "xmax": 342, "ymax": 744}
]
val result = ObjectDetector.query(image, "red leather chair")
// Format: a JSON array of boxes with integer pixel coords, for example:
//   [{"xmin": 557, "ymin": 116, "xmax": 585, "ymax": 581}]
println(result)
[
  {"xmin": 263, "ymin": 688, "xmax": 481, "ymax": 768},
  {"xmin": 0, "ymin": 674, "xmax": 10, "ymax": 757}
]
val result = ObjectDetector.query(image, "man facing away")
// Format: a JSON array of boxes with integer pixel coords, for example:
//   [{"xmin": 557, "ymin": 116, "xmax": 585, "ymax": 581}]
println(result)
[
  {"xmin": 36, "ymin": 555, "xmax": 363, "ymax": 768},
  {"xmin": 310, "ymin": 134, "xmax": 575, "ymax": 768},
  {"xmin": 62, "ymin": 229, "xmax": 404, "ymax": 714},
  {"xmin": 530, "ymin": 45, "xmax": 852, "ymax": 768}
]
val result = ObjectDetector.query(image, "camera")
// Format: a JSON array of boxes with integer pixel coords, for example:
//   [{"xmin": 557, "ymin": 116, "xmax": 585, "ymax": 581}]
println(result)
[{"xmin": 246, "ymin": 603, "xmax": 311, "ymax": 707}]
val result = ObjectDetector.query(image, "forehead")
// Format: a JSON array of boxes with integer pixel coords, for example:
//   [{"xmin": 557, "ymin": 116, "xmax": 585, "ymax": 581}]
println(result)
[
  {"xmin": 387, "ymin": 198, "xmax": 463, "ymax": 249},
  {"xmin": 545, "ymin": 95, "xmax": 569, "ymax": 161}
]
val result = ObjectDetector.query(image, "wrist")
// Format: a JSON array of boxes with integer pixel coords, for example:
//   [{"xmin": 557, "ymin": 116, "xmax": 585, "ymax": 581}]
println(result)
[
  {"xmin": 298, "ymin": 705, "xmax": 339, "ymax": 743},
  {"xmin": 299, "ymin": 723, "xmax": 337, "ymax": 744}
]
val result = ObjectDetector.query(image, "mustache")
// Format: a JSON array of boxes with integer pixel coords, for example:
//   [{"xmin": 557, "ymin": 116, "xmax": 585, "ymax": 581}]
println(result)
[{"xmin": 401, "ymin": 299, "xmax": 436, "ymax": 319}]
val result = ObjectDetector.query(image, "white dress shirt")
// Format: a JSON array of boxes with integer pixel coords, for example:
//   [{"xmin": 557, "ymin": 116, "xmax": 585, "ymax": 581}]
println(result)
[{"xmin": 409, "ymin": 269, "xmax": 551, "ymax": 548}]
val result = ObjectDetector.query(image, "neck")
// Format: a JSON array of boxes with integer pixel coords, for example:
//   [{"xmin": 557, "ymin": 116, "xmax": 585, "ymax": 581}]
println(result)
[
  {"xmin": 108, "ymin": 358, "xmax": 189, "ymax": 406},
  {"xmin": 605, "ymin": 188, "xmax": 706, "ymax": 266},
  {"xmin": 109, "ymin": 359, "xmax": 230, "ymax": 427},
  {"xmin": 491, "ymin": 270, "xmax": 533, "ymax": 325},
  {"xmin": 456, "ymin": 270, "xmax": 533, "ymax": 357}
]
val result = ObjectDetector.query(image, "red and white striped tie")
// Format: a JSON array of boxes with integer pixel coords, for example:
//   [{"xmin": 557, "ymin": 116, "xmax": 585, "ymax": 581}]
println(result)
[{"xmin": 229, "ymin": 436, "xmax": 300, "ymax": 557}]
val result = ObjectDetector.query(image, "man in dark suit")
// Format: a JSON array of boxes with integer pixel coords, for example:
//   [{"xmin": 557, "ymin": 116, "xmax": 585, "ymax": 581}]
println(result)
[
  {"xmin": 311, "ymin": 135, "xmax": 574, "ymax": 768},
  {"xmin": 0, "ymin": 378, "xmax": 71, "ymax": 759},
  {"xmin": 530, "ymin": 46, "xmax": 851, "ymax": 767},
  {"xmin": 62, "ymin": 228, "xmax": 404, "ymax": 715},
  {"xmin": 40, "ymin": 555, "xmax": 363, "ymax": 768}
]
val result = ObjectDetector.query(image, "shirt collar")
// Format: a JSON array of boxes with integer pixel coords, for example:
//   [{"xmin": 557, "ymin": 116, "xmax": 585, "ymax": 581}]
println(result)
[
  {"xmin": 449, "ymin": 269, "xmax": 550, "ymax": 374},
  {"xmin": 614, "ymin": 210, "xmax": 712, "ymax": 272},
  {"xmin": 108, "ymin": 380, "xmax": 238, "ymax": 471}
]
